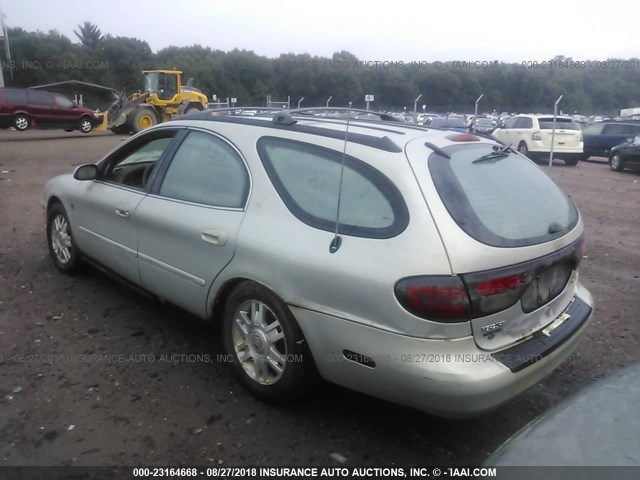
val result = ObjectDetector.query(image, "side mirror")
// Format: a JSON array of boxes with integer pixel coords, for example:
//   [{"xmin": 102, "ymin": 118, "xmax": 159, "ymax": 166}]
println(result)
[{"xmin": 73, "ymin": 164, "xmax": 98, "ymax": 181}]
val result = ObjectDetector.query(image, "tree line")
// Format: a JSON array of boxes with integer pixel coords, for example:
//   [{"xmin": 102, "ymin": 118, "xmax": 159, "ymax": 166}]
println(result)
[{"xmin": 2, "ymin": 23, "xmax": 639, "ymax": 114}]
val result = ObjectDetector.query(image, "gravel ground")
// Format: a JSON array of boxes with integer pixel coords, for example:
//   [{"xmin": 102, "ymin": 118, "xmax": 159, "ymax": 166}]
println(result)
[{"xmin": 1, "ymin": 130, "xmax": 639, "ymax": 469}]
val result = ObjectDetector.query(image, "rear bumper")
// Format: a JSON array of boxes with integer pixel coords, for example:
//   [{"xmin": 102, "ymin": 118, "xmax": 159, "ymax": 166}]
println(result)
[
  {"xmin": 528, "ymin": 141, "xmax": 583, "ymax": 156},
  {"xmin": 293, "ymin": 283, "xmax": 593, "ymax": 418}
]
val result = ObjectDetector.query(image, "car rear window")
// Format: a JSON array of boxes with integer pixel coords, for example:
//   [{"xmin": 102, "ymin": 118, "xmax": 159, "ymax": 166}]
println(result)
[
  {"xmin": 537, "ymin": 118, "xmax": 579, "ymax": 130},
  {"xmin": 428, "ymin": 143, "xmax": 579, "ymax": 247}
]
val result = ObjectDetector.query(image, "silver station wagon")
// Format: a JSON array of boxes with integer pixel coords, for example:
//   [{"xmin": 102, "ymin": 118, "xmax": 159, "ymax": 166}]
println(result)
[{"xmin": 43, "ymin": 108, "xmax": 593, "ymax": 417}]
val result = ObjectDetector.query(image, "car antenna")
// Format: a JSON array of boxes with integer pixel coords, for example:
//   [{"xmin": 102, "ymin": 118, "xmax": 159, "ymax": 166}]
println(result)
[{"xmin": 329, "ymin": 102, "xmax": 352, "ymax": 253}]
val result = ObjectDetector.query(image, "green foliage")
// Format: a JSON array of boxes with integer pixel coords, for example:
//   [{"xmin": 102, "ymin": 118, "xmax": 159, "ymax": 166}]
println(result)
[
  {"xmin": 74, "ymin": 22, "xmax": 103, "ymax": 50},
  {"xmin": 3, "ymin": 26, "xmax": 640, "ymax": 114}
]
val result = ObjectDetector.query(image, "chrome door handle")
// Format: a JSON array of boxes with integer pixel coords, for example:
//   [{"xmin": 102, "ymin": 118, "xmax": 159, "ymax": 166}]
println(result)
[
  {"xmin": 201, "ymin": 229, "xmax": 228, "ymax": 247},
  {"xmin": 115, "ymin": 207, "xmax": 130, "ymax": 218}
]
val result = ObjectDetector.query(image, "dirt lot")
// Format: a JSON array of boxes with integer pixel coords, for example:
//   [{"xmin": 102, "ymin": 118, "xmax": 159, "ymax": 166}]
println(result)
[{"xmin": 1, "ymin": 130, "xmax": 639, "ymax": 468}]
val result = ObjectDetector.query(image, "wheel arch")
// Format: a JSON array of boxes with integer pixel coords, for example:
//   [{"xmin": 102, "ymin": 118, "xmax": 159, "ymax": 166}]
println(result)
[
  {"xmin": 179, "ymin": 101, "xmax": 205, "ymax": 115},
  {"xmin": 207, "ymin": 276, "xmax": 253, "ymax": 322},
  {"xmin": 46, "ymin": 195, "xmax": 63, "ymax": 213}
]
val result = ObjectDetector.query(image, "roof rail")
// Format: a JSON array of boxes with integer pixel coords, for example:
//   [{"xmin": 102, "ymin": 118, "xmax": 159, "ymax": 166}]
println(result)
[
  {"xmin": 206, "ymin": 107, "xmax": 282, "ymax": 116},
  {"xmin": 285, "ymin": 107, "xmax": 400, "ymax": 122}
]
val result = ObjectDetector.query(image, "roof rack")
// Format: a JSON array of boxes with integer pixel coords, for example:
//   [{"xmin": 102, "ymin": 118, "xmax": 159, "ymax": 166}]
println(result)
[
  {"xmin": 284, "ymin": 107, "xmax": 400, "ymax": 122},
  {"xmin": 206, "ymin": 107, "xmax": 282, "ymax": 116}
]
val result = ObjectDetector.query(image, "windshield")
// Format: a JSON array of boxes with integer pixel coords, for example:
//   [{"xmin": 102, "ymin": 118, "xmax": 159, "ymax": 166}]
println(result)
[
  {"xmin": 143, "ymin": 72, "xmax": 159, "ymax": 93},
  {"xmin": 428, "ymin": 143, "xmax": 579, "ymax": 247}
]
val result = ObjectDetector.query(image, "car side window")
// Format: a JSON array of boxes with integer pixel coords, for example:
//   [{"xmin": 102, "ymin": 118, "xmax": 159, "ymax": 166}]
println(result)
[
  {"xmin": 623, "ymin": 124, "xmax": 639, "ymax": 135},
  {"xmin": 503, "ymin": 117, "xmax": 518, "ymax": 129},
  {"xmin": 257, "ymin": 136, "xmax": 409, "ymax": 239},
  {"xmin": 28, "ymin": 91, "xmax": 55, "ymax": 107},
  {"xmin": 53, "ymin": 95, "xmax": 74, "ymax": 108},
  {"xmin": 602, "ymin": 124, "xmax": 627, "ymax": 135},
  {"xmin": 514, "ymin": 117, "xmax": 532, "ymax": 129},
  {"xmin": 101, "ymin": 133, "xmax": 176, "ymax": 190},
  {"xmin": 583, "ymin": 123, "xmax": 605, "ymax": 135},
  {"xmin": 3, "ymin": 89, "xmax": 28, "ymax": 105},
  {"xmin": 158, "ymin": 131, "xmax": 249, "ymax": 208}
]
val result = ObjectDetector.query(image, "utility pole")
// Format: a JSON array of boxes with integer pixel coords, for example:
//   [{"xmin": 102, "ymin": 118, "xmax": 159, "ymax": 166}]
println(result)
[
  {"xmin": 549, "ymin": 95, "xmax": 563, "ymax": 167},
  {"xmin": 0, "ymin": 3, "xmax": 12, "ymax": 88},
  {"xmin": 414, "ymin": 94, "xmax": 423, "ymax": 113}
]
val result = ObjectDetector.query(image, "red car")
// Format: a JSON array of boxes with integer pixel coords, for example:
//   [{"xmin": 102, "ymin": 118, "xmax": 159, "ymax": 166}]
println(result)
[{"xmin": 0, "ymin": 87, "xmax": 101, "ymax": 133}]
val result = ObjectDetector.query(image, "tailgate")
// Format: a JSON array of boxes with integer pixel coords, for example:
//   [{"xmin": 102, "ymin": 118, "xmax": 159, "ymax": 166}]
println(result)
[{"xmin": 404, "ymin": 137, "xmax": 586, "ymax": 349}]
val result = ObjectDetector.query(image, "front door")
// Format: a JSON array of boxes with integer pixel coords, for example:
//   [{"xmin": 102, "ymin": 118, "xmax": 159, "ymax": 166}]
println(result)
[{"xmin": 72, "ymin": 129, "xmax": 181, "ymax": 283}]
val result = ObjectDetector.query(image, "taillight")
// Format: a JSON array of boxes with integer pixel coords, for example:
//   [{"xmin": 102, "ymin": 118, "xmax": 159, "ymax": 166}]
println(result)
[
  {"xmin": 394, "ymin": 276, "xmax": 471, "ymax": 322},
  {"xmin": 532, "ymin": 131, "xmax": 541, "ymax": 141},
  {"xmin": 446, "ymin": 133, "xmax": 480, "ymax": 142},
  {"xmin": 396, "ymin": 239, "xmax": 584, "ymax": 322},
  {"xmin": 465, "ymin": 271, "xmax": 532, "ymax": 317}
]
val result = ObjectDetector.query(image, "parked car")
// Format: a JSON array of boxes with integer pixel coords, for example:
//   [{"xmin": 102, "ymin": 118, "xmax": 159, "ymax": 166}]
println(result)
[
  {"xmin": 427, "ymin": 116, "xmax": 467, "ymax": 132},
  {"xmin": 486, "ymin": 363, "xmax": 640, "ymax": 471},
  {"xmin": 582, "ymin": 121, "xmax": 640, "ymax": 160},
  {"xmin": 0, "ymin": 87, "xmax": 101, "ymax": 133},
  {"xmin": 492, "ymin": 114, "xmax": 583, "ymax": 165},
  {"xmin": 472, "ymin": 117, "xmax": 495, "ymax": 134},
  {"xmin": 42, "ymin": 109, "xmax": 593, "ymax": 418},
  {"xmin": 609, "ymin": 136, "xmax": 640, "ymax": 172}
]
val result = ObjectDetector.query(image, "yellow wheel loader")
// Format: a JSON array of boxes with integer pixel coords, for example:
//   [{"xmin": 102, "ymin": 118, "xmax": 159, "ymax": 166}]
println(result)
[{"xmin": 107, "ymin": 69, "xmax": 208, "ymax": 134}]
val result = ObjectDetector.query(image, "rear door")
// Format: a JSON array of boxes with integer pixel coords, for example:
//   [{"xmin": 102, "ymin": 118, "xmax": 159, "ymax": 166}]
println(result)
[
  {"xmin": 493, "ymin": 116, "xmax": 519, "ymax": 145},
  {"xmin": 135, "ymin": 129, "xmax": 251, "ymax": 318},
  {"xmin": 26, "ymin": 90, "xmax": 56, "ymax": 125}
]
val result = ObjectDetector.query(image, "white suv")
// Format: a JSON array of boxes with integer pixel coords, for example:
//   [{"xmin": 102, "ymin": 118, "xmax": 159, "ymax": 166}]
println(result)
[{"xmin": 493, "ymin": 114, "xmax": 583, "ymax": 166}]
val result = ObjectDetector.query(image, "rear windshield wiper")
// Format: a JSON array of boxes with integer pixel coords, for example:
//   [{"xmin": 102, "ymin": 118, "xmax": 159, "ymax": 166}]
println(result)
[{"xmin": 473, "ymin": 144, "xmax": 512, "ymax": 163}]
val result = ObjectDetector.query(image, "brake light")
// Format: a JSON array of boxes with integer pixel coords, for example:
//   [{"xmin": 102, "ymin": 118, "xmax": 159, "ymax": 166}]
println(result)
[
  {"xmin": 466, "ymin": 272, "xmax": 531, "ymax": 317},
  {"xmin": 394, "ymin": 276, "xmax": 471, "ymax": 322},
  {"xmin": 532, "ymin": 131, "xmax": 541, "ymax": 141},
  {"xmin": 446, "ymin": 133, "xmax": 480, "ymax": 142},
  {"xmin": 396, "ymin": 238, "xmax": 584, "ymax": 322},
  {"xmin": 476, "ymin": 274, "xmax": 527, "ymax": 296}
]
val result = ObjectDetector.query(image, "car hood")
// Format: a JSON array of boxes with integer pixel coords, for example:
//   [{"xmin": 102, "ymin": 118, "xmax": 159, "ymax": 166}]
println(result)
[{"xmin": 486, "ymin": 363, "xmax": 640, "ymax": 468}]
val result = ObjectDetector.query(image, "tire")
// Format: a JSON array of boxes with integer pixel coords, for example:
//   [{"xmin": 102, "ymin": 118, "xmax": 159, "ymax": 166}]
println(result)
[
  {"xmin": 79, "ymin": 117, "xmax": 93, "ymax": 134},
  {"xmin": 14, "ymin": 114, "xmax": 30, "ymax": 131},
  {"xmin": 610, "ymin": 153, "xmax": 624, "ymax": 172},
  {"xmin": 109, "ymin": 124, "xmax": 130, "ymax": 135},
  {"xmin": 564, "ymin": 157, "xmax": 579, "ymax": 166},
  {"xmin": 222, "ymin": 281, "xmax": 318, "ymax": 402},
  {"xmin": 128, "ymin": 108, "xmax": 158, "ymax": 134},
  {"xmin": 184, "ymin": 105, "xmax": 203, "ymax": 115},
  {"xmin": 517, "ymin": 141, "xmax": 529, "ymax": 158},
  {"xmin": 46, "ymin": 203, "xmax": 82, "ymax": 273}
]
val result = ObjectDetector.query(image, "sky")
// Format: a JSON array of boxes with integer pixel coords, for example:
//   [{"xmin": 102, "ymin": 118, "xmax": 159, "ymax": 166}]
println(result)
[{"xmin": 0, "ymin": 0, "xmax": 638, "ymax": 62}]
